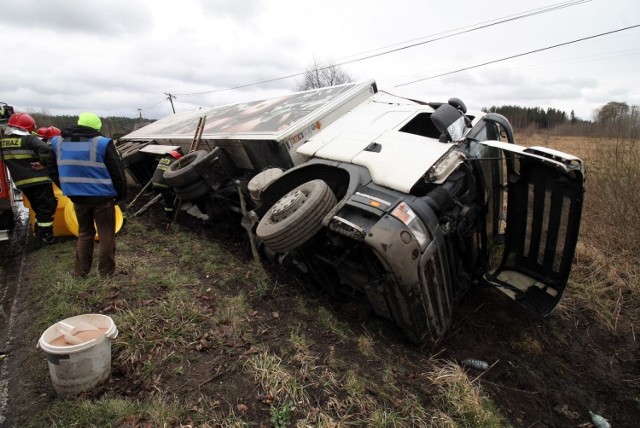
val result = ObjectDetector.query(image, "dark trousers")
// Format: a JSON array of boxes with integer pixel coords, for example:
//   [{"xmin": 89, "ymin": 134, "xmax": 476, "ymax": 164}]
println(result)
[
  {"xmin": 154, "ymin": 186, "xmax": 176, "ymax": 218},
  {"xmin": 21, "ymin": 184, "xmax": 57, "ymax": 226},
  {"xmin": 74, "ymin": 200, "xmax": 116, "ymax": 277}
]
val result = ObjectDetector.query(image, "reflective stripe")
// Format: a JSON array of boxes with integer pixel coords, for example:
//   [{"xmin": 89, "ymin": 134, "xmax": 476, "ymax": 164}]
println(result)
[
  {"xmin": 152, "ymin": 182, "xmax": 170, "ymax": 189},
  {"xmin": 55, "ymin": 137, "xmax": 103, "ymax": 167},
  {"xmin": 14, "ymin": 176, "xmax": 51, "ymax": 186},
  {"xmin": 37, "ymin": 221, "xmax": 53, "ymax": 227},
  {"xmin": 57, "ymin": 159, "xmax": 108, "ymax": 168},
  {"xmin": 2, "ymin": 149, "xmax": 34, "ymax": 155},
  {"xmin": 2, "ymin": 154, "xmax": 36, "ymax": 160},
  {"xmin": 60, "ymin": 177, "xmax": 114, "ymax": 184}
]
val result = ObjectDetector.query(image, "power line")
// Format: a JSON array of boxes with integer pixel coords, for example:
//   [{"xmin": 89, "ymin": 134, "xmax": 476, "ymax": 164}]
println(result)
[
  {"xmin": 394, "ymin": 24, "xmax": 640, "ymax": 87},
  {"xmin": 393, "ymin": 48, "xmax": 640, "ymax": 89},
  {"xmin": 174, "ymin": 0, "xmax": 592, "ymax": 97},
  {"xmin": 334, "ymin": 0, "xmax": 592, "ymax": 62},
  {"xmin": 143, "ymin": 98, "xmax": 166, "ymax": 111},
  {"xmin": 332, "ymin": 0, "xmax": 593, "ymax": 67}
]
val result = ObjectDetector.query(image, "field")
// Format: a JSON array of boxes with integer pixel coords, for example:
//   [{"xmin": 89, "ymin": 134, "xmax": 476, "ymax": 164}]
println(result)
[{"xmin": 1, "ymin": 134, "xmax": 638, "ymax": 427}]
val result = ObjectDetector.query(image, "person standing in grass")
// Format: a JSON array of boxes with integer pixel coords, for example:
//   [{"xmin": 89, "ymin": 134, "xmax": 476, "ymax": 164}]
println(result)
[{"xmin": 50, "ymin": 113, "xmax": 127, "ymax": 278}]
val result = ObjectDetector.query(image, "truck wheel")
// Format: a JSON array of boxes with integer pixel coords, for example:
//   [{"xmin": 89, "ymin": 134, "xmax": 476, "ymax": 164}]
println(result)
[
  {"xmin": 256, "ymin": 179, "xmax": 336, "ymax": 253},
  {"xmin": 175, "ymin": 178, "xmax": 210, "ymax": 201},
  {"xmin": 163, "ymin": 150, "xmax": 207, "ymax": 187}
]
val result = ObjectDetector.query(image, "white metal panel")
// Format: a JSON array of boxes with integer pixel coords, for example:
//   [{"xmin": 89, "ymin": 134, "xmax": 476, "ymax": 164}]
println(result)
[
  {"xmin": 478, "ymin": 141, "xmax": 584, "ymax": 172},
  {"xmin": 139, "ymin": 145, "xmax": 180, "ymax": 155},
  {"xmin": 298, "ymin": 91, "xmax": 433, "ymax": 157},
  {"xmin": 122, "ymin": 80, "xmax": 376, "ymax": 143},
  {"xmin": 297, "ymin": 91, "xmax": 454, "ymax": 192},
  {"xmin": 352, "ymin": 131, "xmax": 452, "ymax": 192}
]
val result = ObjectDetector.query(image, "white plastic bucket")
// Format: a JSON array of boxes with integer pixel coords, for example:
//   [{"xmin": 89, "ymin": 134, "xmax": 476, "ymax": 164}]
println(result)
[{"xmin": 37, "ymin": 314, "xmax": 118, "ymax": 398}]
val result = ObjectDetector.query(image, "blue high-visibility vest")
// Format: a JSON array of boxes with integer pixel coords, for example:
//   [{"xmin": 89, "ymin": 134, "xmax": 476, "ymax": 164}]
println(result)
[{"xmin": 51, "ymin": 136, "xmax": 117, "ymax": 197}]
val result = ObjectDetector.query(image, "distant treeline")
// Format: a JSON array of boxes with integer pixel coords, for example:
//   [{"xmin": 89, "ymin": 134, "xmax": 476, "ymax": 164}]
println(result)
[
  {"xmin": 481, "ymin": 105, "xmax": 580, "ymax": 129},
  {"xmin": 483, "ymin": 101, "xmax": 639, "ymax": 138},
  {"xmin": 29, "ymin": 112, "xmax": 154, "ymax": 139}
]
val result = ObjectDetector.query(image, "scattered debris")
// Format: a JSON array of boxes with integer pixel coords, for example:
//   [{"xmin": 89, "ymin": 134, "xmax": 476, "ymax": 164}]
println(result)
[
  {"xmin": 554, "ymin": 404, "xmax": 580, "ymax": 420},
  {"xmin": 460, "ymin": 359, "xmax": 490, "ymax": 371},
  {"xmin": 589, "ymin": 411, "xmax": 611, "ymax": 428}
]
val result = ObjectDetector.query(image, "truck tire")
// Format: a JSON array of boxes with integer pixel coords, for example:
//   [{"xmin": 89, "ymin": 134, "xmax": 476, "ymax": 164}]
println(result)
[
  {"xmin": 256, "ymin": 179, "xmax": 336, "ymax": 253},
  {"xmin": 163, "ymin": 150, "xmax": 207, "ymax": 187},
  {"xmin": 175, "ymin": 178, "xmax": 210, "ymax": 201}
]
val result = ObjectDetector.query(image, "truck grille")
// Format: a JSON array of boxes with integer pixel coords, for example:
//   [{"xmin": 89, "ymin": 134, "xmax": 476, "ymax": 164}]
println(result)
[{"xmin": 417, "ymin": 249, "xmax": 453, "ymax": 343}]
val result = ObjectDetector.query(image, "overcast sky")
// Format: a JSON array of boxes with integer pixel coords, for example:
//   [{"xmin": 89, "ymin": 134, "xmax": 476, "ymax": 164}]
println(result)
[{"xmin": 2, "ymin": 0, "xmax": 638, "ymax": 121}]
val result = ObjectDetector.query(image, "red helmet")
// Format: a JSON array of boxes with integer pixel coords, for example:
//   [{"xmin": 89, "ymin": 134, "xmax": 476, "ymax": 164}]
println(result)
[
  {"xmin": 168, "ymin": 150, "xmax": 182, "ymax": 160},
  {"xmin": 8, "ymin": 112, "xmax": 36, "ymax": 132},
  {"xmin": 37, "ymin": 126, "xmax": 62, "ymax": 139}
]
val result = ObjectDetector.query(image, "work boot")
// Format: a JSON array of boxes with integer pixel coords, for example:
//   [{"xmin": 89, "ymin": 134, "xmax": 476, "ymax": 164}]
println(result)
[{"xmin": 37, "ymin": 225, "xmax": 55, "ymax": 246}]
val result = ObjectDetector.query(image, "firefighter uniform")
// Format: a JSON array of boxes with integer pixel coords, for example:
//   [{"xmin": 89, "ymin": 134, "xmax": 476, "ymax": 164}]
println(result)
[
  {"xmin": 1, "ymin": 117, "xmax": 57, "ymax": 244},
  {"xmin": 151, "ymin": 150, "xmax": 182, "ymax": 220}
]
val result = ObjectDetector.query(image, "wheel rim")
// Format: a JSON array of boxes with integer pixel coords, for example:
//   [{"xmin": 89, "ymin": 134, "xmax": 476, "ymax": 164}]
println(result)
[{"xmin": 270, "ymin": 189, "xmax": 307, "ymax": 222}]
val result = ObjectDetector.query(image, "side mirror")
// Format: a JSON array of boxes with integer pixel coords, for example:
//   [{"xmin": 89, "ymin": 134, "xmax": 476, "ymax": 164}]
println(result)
[
  {"xmin": 431, "ymin": 104, "xmax": 467, "ymax": 142},
  {"xmin": 448, "ymin": 97, "xmax": 467, "ymax": 114}
]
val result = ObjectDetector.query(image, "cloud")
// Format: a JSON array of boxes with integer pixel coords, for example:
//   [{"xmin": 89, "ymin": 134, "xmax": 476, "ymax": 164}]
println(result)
[
  {"xmin": 3, "ymin": 0, "xmax": 151, "ymax": 35},
  {"xmin": 198, "ymin": 0, "xmax": 264, "ymax": 20},
  {"xmin": 1, "ymin": 0, "xmax": 637, "ymax": 122}
]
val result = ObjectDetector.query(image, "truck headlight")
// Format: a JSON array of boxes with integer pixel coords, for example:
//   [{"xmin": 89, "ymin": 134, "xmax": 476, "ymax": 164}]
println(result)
[{"xmin": 391, "ymin": 202, "xmax": 429, "ymax": 251}]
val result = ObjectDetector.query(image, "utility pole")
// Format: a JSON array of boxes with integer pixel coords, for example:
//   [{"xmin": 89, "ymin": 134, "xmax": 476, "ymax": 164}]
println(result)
[
  {"xmin": 165, "ymin": 92, "xmax": 176, "ymax": 114},
  {"xmin": 137, "ymin": 108, "xmax": 143, "ymax": 119}
]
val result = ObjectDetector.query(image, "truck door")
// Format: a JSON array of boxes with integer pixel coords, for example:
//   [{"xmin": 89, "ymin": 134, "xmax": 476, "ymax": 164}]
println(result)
[{"xmin": 478, "ymin": 141, "xmax": 585, "ymax": 316}]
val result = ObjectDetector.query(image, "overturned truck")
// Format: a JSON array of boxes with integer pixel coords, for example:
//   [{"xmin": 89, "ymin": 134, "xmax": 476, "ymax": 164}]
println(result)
[{"xmin": 120, "ymin": 80, "xmax": 585, "ymax": 347}]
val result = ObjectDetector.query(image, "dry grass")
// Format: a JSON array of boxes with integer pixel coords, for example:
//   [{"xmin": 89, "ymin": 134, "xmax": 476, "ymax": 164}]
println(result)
[
  {"xmin": 519, "ymin": 133, "xmax": 640, "ymax": 330},
  {"xmin": 428, "ymin": 361, "xmax": 506, "ymax": 427}
]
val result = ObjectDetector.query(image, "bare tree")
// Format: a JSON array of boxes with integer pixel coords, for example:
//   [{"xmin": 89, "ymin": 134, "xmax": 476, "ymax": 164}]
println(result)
[
  {"xmin": 593, "ymin": 101, "xmax": 640, "ymax": 138},
  {"xmin": 296, "ymin": 57, "xmax": 353, "ymax": 91}
]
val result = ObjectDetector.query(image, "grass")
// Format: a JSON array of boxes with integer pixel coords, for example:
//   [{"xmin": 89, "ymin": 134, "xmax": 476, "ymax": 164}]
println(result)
[
  {"xmin": 429, "ymin": 362, "xmax": 507, "ymax": 428},
  {"xmin": 23, "ymin": 215, "xmax": 505, "ymax": 426},
  {"xmin": 243, "ymin": 348, "xmax": 308, "ymax": 407}
]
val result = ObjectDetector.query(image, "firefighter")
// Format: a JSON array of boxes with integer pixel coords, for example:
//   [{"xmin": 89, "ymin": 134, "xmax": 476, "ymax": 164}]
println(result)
[
  {"xmin": 151, "ymin": 148, "xmax": 183, "ymax": 220},
  {"xmin": 36, "ymin": 126, "xmax": 62, "ymax": 143},
  {"xmin": 0, "ymin": 112, "xmax": 57, "ymax": 245}
]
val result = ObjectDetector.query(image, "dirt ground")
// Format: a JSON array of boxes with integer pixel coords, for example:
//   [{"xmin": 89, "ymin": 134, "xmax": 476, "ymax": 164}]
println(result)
[{"xmin": 1, "ymin": 204, "xmax": 639, "ymax": 427}]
